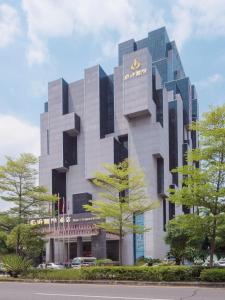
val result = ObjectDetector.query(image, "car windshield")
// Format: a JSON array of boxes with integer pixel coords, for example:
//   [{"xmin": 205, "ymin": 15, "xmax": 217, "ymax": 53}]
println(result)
[{"xmin": 72, "ymin": 259, "xmax": 81, "ymax": 265}]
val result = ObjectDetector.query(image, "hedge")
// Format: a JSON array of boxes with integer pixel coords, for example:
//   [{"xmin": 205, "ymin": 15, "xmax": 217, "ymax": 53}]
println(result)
[
  {"xmin": 26, "ymin": 269, "xmax": 81, "ymax": 280},
  {"xmin": 200, "ymin": 268, "xmax": 225, "ymax": 282},
  {"xmin": 26, "ymin": 266, "xmax": 204, "ymax": 282}
]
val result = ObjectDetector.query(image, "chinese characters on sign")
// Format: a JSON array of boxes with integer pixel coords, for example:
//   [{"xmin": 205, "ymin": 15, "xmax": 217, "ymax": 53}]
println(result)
[
  {"xmin": 124, "ymin": 58, "xmax": 147, "ymax": 81},
  {"xmin": 29, "ymin": 215, "xmax": 101, "ymax": 237},
  {"xmin": 29, "ymin": 215, "xmax": 100, "ymax": 226}
]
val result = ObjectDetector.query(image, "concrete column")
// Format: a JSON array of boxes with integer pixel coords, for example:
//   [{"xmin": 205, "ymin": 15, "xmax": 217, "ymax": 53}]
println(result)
[
  {"xmin": 77, "ymin": 236, "xmax": 83, "ymax": 257},
  {"xmin": 91, "ymin": 230, "xmax": 106, "ymax": 259},
  {"xmin": 47, "ymin": 238, "xmax": 54, "ymax": 262}
]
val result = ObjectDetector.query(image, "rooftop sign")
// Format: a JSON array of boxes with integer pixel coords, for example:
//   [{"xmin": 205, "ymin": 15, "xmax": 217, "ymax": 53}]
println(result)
[{"xmin": 124, "ymin": 58, "xmax": 147, "ymax": 81}]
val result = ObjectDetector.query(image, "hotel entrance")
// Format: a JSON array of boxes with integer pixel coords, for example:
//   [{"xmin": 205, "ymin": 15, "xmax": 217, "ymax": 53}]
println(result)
[{"xmin": 30, "ymin": 214, "xmax": 119, "ymax": 263}]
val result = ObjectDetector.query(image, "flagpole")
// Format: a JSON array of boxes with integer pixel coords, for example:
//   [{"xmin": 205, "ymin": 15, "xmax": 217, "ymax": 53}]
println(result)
[
  {"xmin": 53, "ymin": 200, "xmax": 56, "ymax": 263},
  {"xmin": 57, "ymin": 193, "xmax": 60, "ymax": 263},
  {"xmin": 67, "ymin": 200, "xmax": 70, "ymax": 265},
  {"xmin": 48, "ymin": 200, "xmax": 51, "ymax": 262},
  {"xmin": 62, "ymin": 197, "xmax": 65, "ymax": 266}
]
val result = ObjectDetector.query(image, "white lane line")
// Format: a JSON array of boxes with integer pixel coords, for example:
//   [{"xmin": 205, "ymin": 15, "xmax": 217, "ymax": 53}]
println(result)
[{"xmin": 34, "ymin": 293, "xmax": 173, "ymax": 300}]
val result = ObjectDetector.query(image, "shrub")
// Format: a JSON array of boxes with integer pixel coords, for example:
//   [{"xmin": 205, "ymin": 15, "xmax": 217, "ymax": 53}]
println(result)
[
  {"xmin": 80, "ymin": 267, "xmax": 161, "ymax": 281},
  {"xmin": 157, "ymin": 266, "xmax": 203, "ymax": 281},
  {"xmin": 26, "ymin": 265, "xmax": 204, "ymax": 282},
  {"xmin": 136, "ymin": 257, "xmax": 161, "ymax": 266},
  {"xmin": 26, "ymin": 268, "xmax": 81, "ymax": 280},
  {"xmin": 200, "ymin": 268, "xmax": 225, "ymax": 282},
  {"xmin": 2, "ymin": 255, "xmax": 31, "ymax": 277},
  {"xmin": 96, "ymin": 259, "xmax": 113, "ymax": 266}
]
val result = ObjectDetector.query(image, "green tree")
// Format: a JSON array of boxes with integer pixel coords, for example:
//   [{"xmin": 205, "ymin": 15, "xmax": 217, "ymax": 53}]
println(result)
[
  {"xmin": 169, "ymin": 105, "xmax": 225, "ymax": 267},
  {"xmin": 0, "ymin": 213, "xmax": 17, "ymax": 255},
  {"xmin": 165, "ymin": 214, "xmax": 209, "ymax": 264},
  {"xmin": 0, "ymin": 213, "xmax": 17, "ymax": 233},
  {"xmin": 0, "ymin": 231, "xmax": 9, "ymax": 255},
  {"xmin": 0, "ymin": 153, "xmax": 57, "ymax": 254},
  {"xmin": 7, "ymin": 224, "xmax": 45, "ymax": 262},
  {"xmin": 84, "ymin": 159, "xmax": 158, "ymax": 265}
]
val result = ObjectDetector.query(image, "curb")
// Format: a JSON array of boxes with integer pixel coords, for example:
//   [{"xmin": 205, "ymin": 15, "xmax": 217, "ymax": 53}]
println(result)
[{"xmin": 0, "ymin": 278, "xmax": 225, "ymax": 288}]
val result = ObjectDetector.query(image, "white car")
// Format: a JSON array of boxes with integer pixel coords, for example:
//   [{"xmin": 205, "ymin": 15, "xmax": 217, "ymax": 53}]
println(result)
[
  {"xmin": 37, "ymin": 263, "xmax": 46, "ymax": 269},
  {"xmin": 71, "ymin": 257, "xmax": 96, "ymax": 268},
  {"xmin": 216, "ymin": 259, "xmax": 225, "ymax": 267},
  {"xmin": 45, "ymin": 263, "xmax": 64, "ymax": 270}
]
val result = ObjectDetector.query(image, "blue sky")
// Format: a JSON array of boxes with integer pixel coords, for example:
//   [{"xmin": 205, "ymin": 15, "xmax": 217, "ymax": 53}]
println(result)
[{"xmin": 0, "ymin": 0, "xmax": 225, "ymax": 160}]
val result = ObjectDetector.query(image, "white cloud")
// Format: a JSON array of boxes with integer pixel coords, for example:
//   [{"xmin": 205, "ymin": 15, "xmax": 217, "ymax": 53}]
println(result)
[
  {"xmin": 21, "ymin": 0, "xmax": 165, "ymax": 65},
  {"xmin": 0, "ymin": 114, "xmax": 40, "ymax": 162},
  {"xmin": 171, "ymin": 0, "xmax": 225, "ymax": 49},
  {"xmin": 0, "ymin": 3, "xmax": 20, "ymax": 47},
  {"xmin": 197, "ymin": 73, "xmax": 224, "ymax": 89},
  {"xmin": 0, "ymin": 115, "xmax": 40, "ymax": 211}
]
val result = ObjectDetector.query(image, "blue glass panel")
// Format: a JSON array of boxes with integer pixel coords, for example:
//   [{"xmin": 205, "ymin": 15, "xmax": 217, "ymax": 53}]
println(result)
[{"xmin": 134, "ymin": 214, "xmax": 144, "ymax": 260}]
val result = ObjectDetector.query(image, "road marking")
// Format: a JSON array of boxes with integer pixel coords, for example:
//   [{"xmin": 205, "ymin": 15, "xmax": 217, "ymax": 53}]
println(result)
[{"xmin": 34, "ymin": 293, "xmax": 173, "ymax": 300}]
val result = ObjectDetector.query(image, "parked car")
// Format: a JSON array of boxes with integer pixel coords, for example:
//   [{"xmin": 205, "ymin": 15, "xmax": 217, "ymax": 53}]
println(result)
[
  {"xmin": 216, "ymin": 259, "xmax": 225, "ymax": 267},
  {"xmin": 45, "ymin": 263, "xmax": 64, "ymax": 270},
  {"xmin": 37, "ymin": 263, "xmax": 47, "ymax": 269},
  {"xmin": 202, "ymin": 260, "xmax": 219, "ymax": 267},
  {"xmin": 71, "ymin": 257, "xmax": 96, "ymax": 268}
]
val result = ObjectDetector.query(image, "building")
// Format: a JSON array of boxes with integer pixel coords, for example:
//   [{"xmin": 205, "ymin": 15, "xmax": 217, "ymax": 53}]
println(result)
[{"xmin": 39, "ymin": 27, "xmax": 198, "ymax": 265}]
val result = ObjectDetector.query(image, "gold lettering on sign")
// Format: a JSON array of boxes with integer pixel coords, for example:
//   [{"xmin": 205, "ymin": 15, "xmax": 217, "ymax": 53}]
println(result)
[
  {"xmin": 130, "ymin": 58, "xmax": 141, "ymax": 70},
  {"xmin": 124, "ymin": 58, "xmax": 147, "ymax": 81}
]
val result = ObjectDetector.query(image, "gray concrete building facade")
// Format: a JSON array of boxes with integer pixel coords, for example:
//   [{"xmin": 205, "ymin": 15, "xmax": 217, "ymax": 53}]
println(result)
[{"xmin": 39, "ymin": 27, "xmax": 198, "ymax": 264}]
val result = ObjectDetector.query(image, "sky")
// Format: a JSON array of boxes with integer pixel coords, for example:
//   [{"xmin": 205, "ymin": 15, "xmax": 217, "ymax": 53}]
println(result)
[{"xmin": 0, "ymin": 0, "xmax": 225, "ymax": 161}]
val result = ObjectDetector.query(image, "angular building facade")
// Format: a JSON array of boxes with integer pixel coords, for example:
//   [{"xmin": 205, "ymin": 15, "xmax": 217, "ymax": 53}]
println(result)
[{"xmin": 39, "ymin": 27, "xmax": 198, "ymax": 264}]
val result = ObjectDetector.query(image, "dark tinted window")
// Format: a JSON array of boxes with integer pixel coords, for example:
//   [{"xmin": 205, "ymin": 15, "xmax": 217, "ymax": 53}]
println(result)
[
  {"xmin": 163, "ymin": 198, "xmax": 166, "ymax": 231},
  {"xmin": 73, "ymin": 193, "xmax": 92, "ymax": 214},
  {"xmin": 63, "ymin": 132, "xmax": 77, "ymax": 167},
  {"xmin": 169, "ymin": 101, "xmax": 178, "ymax": 186},
  {"xmin": 62, "ymin": 79, "xmax": 69, "ymax": 115},
  {"xmin": 114, "ymin": 135, "xmax": 128, "ymax": 164},
  {"xmin": 100, "ymin": 68, "xmax": 114, "ymax": 138},
  {"xmin": 157, "ymin": 157, "xmax": 164, "ymax": 194}
]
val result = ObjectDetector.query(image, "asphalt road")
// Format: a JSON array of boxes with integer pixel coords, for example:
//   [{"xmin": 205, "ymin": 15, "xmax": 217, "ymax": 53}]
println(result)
[{"xmin": 0, "ymin": 282, "xmax": 224, "ymax": 300}]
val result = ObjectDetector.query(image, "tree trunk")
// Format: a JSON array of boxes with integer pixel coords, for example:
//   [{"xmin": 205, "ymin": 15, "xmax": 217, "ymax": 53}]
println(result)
[
  {"xmin": 209, "ymin": 217, "xmax": 217, "ymax": 268},
  {"xmin": 16, "ymin": 226, "xmax": 21, "ymax": 255},
  {"xmin": 119, "ymin": 234, "xmax": 123, "ymax": 266},
  {"xmin": 16, "ymin": 188, "xmax": 22, "ymax": 256}
]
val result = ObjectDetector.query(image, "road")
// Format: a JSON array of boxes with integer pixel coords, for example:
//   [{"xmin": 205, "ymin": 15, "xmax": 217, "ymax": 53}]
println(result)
[{"xmin": 0, "ymin": 282, "xmax": 224, "ymax": 300}]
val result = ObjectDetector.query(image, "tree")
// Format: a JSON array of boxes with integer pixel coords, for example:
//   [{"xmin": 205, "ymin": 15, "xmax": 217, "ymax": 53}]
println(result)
[
  {"xmin": 84, "ymin": 159, "xmax": 158, "ymax": 265},
  {"xmin": 0, "ymin": 153, "xmax": 57, "ymax": 255},
  {"xmin": 7, "ymin": 224, "xmax": 45, "ymax": 262},
  {"xmin": 0, "ymin": 214, "xmax": 18, "ymax": 255},
  {"xmin": 0, "ymin": 231, "xmax": 9, "ymax": 255},
  {"xmin": 165, "ymin": 214, "xmax": 209, "ymax": 264},
  {"xmin": 169, "ymin": 105, "xmax": 225, "ymax": 267},
  {"xmin": 0, "ymin": 213, "xmax": 17, "ymax": 233}
]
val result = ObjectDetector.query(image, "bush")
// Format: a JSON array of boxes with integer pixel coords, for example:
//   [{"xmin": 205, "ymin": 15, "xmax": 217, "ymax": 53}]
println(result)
[
  {"xmin": 26, "ymin": 268, "xmax": 81, "ymax": 280},
  {"xmin": 80, "ymin": 267, "xmax": 161, "ymax": 281},
  {"xmin": 200, "ymin": 268, "xmax": 225, "ymax": 282},
  {"xmin": 136, "ymin": 257, "xmax": 161, "ymax": 266},
  {"xmin": 26, "ymin": 265, "xmax": 204, "ymax": 282},
  {"xmin": 96, "ymin": 259, "xmax": 113, "ymax": 266},
  {"xmin": 2, "ymin": 255, "xmax": 31, "ymax": 277}
]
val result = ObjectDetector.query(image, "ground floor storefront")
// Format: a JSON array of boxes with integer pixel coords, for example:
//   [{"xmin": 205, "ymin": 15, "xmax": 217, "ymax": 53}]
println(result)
[
  {"xmin": 47, "ymin": 237, "xmax": 119, "ymax": 263},
  {"xmin": 30, "ymin": 213, "xmax": 119, "ymax": 263}
]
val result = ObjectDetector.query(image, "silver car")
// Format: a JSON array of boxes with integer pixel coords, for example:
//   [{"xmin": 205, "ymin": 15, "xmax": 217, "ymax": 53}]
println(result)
[{"xmin": 45, "ymin": 263, "xmax": 64, "ymax": 270}]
